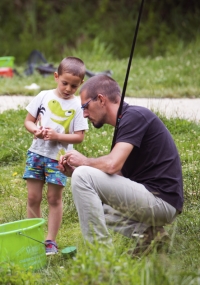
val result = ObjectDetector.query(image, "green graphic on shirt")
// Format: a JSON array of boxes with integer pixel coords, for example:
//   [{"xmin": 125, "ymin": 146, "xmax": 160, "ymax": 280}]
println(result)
[
  {"xmin": 56, "ymin": 148, "xmax": 66, "ymax": 161},
  {"xmin": 48, "ymin": 100, "xmax": 75, "ymax": 133}
]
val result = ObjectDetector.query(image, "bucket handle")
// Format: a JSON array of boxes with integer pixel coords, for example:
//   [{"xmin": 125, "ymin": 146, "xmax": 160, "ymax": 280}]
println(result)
[{"xmin": 18, "ymin": 231, "xmax": 45, "ymax": 245}]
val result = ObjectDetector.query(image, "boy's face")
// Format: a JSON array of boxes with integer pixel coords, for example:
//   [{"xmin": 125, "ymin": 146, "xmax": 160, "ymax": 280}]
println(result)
[{"xmin": 54, "ymin": 72, "xmax": 83, "ymax": 99}]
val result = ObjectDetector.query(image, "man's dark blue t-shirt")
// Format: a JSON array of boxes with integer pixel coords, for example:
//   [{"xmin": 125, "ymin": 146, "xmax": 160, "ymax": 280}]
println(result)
[{"xmin": 115, "ymin": 103, "xmax": 183, "ymax": 212}]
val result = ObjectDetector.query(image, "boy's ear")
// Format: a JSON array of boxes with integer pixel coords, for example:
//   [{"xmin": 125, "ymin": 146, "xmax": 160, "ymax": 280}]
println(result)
[
  {"xmin": 54, "ymin": 72, "xmax": 59, "ymax": 81},
  {"xmin": 80, "ymin": 79, "xmax": 84, "ymax": 85}
]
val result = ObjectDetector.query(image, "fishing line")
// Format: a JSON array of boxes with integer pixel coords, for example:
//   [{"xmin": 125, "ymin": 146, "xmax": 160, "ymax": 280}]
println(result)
[
  {"xmin": 18, "ymin": 231, "xmax": 77, "ymax": 256},
  {"xmin": 18, "ymin": 231, "xmax": 46, "ymax": 245},
  {"xmin": 111, "ymin": 0, "xmax": 145, "ymax": 150}
]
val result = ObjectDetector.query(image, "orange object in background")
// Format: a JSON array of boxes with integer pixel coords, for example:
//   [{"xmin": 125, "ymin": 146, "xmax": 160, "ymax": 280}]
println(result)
[{"xmin": 0, "ymin": 67, "xmax": 14, "ymax": 77}]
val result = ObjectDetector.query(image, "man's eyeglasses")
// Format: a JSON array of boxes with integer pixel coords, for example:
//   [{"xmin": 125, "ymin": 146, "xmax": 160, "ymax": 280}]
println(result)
[{"xmin": 81, "ymin": 96, "xmax": 98, "ymax": 110}]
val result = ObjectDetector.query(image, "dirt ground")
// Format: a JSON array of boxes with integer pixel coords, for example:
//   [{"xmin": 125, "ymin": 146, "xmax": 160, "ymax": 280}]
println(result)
[{"xmin": 0, "ymin": 95, "xmax": 200, "ymax": 123}]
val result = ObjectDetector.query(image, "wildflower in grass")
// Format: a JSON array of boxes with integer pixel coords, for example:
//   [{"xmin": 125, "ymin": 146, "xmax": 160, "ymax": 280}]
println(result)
[{"xmin": 12, "ymin": 172, "xmax": 17, "ymax": 176}]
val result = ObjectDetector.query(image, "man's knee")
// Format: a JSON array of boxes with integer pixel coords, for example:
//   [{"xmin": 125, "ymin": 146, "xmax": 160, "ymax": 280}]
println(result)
[
  {"xmin": 72, "ymin": 166, "xmax": 91, "ymax": 180},
  {"xmin": 71, "ymin": 166, "xmax": 92, "ymax": 192}
]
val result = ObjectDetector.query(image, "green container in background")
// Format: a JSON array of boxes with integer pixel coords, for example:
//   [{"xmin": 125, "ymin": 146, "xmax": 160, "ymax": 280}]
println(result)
[
  {"xmin": 0, "ymin": 56, "xmax": 15, "ymax": 68},
  {"xmin": 0, "ymin": 218, "xmax": 47, "ymax": 270}
]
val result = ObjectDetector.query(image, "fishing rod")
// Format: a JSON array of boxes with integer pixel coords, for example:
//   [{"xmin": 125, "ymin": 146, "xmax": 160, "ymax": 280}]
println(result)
[{"xmin": 111, "ymin": 0, "xmax": 145, "ymax": 150}]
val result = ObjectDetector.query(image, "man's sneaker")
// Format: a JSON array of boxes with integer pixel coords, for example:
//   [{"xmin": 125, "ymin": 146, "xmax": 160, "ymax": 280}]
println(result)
[
  {"xmin": 129, "ymin": 226, "xmax": 170, "ymax": 257},
  {"xmin": 45, "ymin": 240, "xmax": 58, "ymax": 255}
]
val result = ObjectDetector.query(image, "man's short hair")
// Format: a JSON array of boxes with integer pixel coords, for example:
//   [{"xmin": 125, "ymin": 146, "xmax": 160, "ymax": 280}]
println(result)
[{"xmin": 80, "ymin": 74, "xmax": 121, "ymax": 103}]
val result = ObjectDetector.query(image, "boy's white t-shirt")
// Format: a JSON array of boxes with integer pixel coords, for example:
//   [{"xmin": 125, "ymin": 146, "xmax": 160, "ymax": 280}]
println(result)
[{"xmin": 26, "ymin": 89, "xmax": 88, "ymax": 160}]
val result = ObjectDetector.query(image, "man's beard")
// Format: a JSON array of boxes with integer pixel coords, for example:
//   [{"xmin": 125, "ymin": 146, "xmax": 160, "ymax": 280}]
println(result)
[{"xmin": 92, "ymin": 121, "xmax": 104, "ymax": 129}]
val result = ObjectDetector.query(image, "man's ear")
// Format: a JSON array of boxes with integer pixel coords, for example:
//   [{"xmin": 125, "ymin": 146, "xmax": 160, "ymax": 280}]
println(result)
[{"xmin": 98, "ymin": 94, "xmax": 106, "ymax": 106}]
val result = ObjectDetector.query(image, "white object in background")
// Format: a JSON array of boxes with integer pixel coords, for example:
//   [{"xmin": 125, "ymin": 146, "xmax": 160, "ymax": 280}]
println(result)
[{"xmin": 24, "ymin": 83, "xmax": 40, "ymax": 90}]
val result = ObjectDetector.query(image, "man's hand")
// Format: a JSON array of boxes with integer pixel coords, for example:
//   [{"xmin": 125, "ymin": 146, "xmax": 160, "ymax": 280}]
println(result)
[
  {"xmin": 61, "ymin": 150, "xmax": 87, "ymax": 168},
  {"xmin": 57, "ymin": 155, "xmax": 76, "ymax": 177}
]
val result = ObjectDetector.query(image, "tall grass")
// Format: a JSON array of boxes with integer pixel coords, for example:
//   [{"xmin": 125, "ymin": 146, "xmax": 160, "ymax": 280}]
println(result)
[
  {"xmin": 0, "ymin": 41, "xmax": 200, "ymax": 98},
  {"xmin": 0, "ymin": 105, "xmax": 200, "ymax": 284}
]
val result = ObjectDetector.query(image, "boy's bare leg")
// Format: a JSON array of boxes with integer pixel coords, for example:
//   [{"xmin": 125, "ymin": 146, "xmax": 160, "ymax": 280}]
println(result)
[
  {"xmin": 27, "ymin": 179, "xmax": 44, "ymax": 218},
  {"xmin": 46, "ymin": 183, "xmax": 64, "ymax": 241}
]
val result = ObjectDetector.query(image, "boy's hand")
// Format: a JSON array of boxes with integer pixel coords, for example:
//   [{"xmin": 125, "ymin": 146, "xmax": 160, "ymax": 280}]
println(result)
[
  {"xmin": 34, "ymin": 126, "xmax": 45, "ymax": 139},
  {"xmin": 43, "ymin": 127, "xmax": 58, "ymax": 141}
]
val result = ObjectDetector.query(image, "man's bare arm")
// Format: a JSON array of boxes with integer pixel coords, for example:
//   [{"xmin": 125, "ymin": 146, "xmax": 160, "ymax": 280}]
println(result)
[{"xmin": 61, "ymin": 142, "xmax": 134, "ymax": 175}]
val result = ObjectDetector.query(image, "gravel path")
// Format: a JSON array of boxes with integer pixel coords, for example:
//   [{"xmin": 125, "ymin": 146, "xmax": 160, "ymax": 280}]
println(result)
[{"xmin": 0, "ymin": 95, "xmax": 200, "ymax": 123}]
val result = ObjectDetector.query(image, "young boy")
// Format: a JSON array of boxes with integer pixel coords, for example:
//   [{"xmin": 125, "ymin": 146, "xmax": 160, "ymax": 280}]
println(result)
[{"xmin": 23, "ymin": 56, "xmax": 88, "ymax": 255}]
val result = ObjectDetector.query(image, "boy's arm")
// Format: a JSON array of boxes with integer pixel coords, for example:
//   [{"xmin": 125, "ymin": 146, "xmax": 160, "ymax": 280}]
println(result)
[
  {"xmin": 24, "ymin": 113, "xmax": 44, "ymax": 139},
  {"xmin": 43, "ymin": 129, "xmax": 85, "ymax": 144}
]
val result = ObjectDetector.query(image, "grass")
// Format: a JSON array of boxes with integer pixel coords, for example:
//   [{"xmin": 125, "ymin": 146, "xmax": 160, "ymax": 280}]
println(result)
[
  {"xmin": 0, "ymin": 44, "xmax": 200, "ymax": 284},
  {"xmin": 0, "ymin": 42, "xmax": 200, "ymax": 98},
  {"xmin": 0, "ymin": 106, "xmax": 200, "ymax": 284}
]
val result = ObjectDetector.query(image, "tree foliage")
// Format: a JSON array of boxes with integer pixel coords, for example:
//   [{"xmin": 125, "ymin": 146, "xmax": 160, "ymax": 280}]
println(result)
[{"xmin": 0, "ymin": 0, "xmax": 199, "ymax": 63}]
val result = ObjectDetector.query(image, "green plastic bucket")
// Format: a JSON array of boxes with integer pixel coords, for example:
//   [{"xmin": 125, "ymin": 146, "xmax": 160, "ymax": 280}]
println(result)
[
  {"xmin": 0, "ymin": 56, "xmax": 15, "ymax": 68},
  {"xmin": 0, "ymin": 218, "xmax": 47, "ymax": 270}
]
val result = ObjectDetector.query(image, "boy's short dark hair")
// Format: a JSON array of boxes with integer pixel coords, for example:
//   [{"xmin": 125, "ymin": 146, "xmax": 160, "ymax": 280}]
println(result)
[{"xmin": 57, "ymin": 56, "xmax": 85, "ymax": 80}]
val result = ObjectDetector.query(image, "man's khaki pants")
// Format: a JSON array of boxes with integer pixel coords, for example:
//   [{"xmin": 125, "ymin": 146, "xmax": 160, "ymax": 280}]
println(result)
[{"xmin": 71, "ymin": 166, "xmax": 177, "ymax": 243}]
